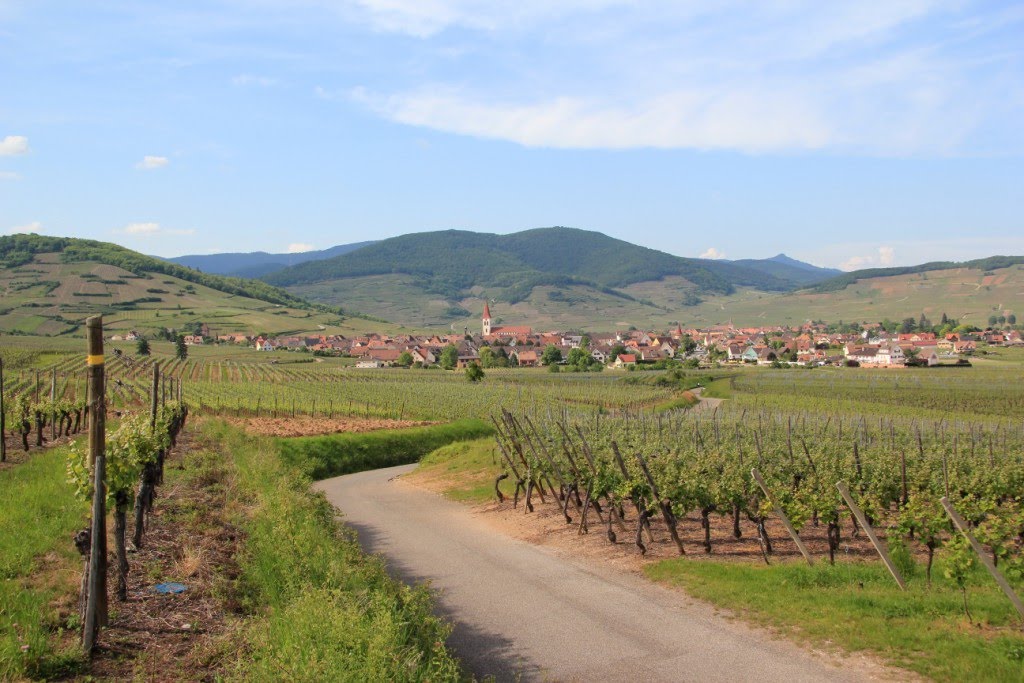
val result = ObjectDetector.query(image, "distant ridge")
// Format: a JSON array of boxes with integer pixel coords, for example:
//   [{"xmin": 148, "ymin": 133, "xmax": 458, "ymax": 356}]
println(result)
[
  {"xmin": 262, "ymin": 227, "xmax": 802, "ymax": 302},
  {"xmin": 166, "ymin": 241, "xmax": 377, "ymax": 278},
  {"xmin": 731, "ymin": 254, "xmax": 840, "ymax": 286},
  {"xmin": 810, "ymin": 255, "xmax": 1024, "ymax": 292}
]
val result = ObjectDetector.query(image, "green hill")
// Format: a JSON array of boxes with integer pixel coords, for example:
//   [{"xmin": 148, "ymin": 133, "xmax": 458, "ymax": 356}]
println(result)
[
  {"xmin": 264, "ymin": 227, "xmax": 796, "ymax": 302},
  {"xmin": 0, "ymin": 234, "xmax": 388, "ymax": 338}
]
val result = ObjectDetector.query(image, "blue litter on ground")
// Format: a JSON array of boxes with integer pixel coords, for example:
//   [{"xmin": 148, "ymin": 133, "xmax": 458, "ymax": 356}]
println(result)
[{"xmin": 154, "ymin": 582, "xmax": 187, "ymax": 594}]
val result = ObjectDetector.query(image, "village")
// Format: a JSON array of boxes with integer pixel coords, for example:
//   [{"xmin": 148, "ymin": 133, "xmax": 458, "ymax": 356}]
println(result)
[{"xmin": 110, "ymin": 303, "xmax": 1022, "ymax": 370}]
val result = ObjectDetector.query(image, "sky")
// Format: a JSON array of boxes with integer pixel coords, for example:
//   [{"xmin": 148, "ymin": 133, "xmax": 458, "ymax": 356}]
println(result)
[{"xmin": 1, "ymin": 1, "xmax": 1022, "ymax": 271}]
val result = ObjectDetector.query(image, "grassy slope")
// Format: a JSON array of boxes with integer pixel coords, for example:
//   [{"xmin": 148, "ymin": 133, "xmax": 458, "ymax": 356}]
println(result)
[
  {"xmin": 0, "ymin": 445, "xmax": 87, "ymax": 680},
  {"xmin": 670, "ymin": 264, "xmax": 1023, "ymax": 328},
  {"xmin": 211, "ymin": 422, "xmax": 462, "ymax": 681},
  {"xmin": 0, "ymin": 253, "xmax": 406, "ymax": 338},
  {"xmin": 645, "ymin": 560, "xmax": 1024, "ymax": 682}
]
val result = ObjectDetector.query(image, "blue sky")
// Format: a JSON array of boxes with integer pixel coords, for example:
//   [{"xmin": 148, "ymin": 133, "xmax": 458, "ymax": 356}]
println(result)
[{"xmin": 1, "ymin": 1, "xmax": 1022, "ymax": 270}]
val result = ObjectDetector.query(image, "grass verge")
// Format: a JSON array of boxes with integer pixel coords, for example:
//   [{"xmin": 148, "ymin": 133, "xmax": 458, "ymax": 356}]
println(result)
[
  {"xmin": 208, "ymin": 421, "xmax": 462, "ymax": 681},
  {"xmin": 277, "ymin": 418, "xmax": 493, "ymax": 480},
  {"xmin": 409, "ymin": 438, "xmax": 503, "ymax": 504},
  {"xmin": 0, "ymin": 446, "xmax": 87, "ymax": 680},
  {"xmin": 645, "ymin": 558, "xmax": 1024, "ymax": 682}
]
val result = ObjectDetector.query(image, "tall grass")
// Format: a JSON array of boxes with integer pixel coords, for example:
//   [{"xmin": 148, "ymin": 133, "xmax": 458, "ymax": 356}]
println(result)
[
  {"xmin": 207, "ymin": 422, "xmax": 461, "ymax": 681},
  {"xmin": 277, "ymin": 418, "xmax": 493, "ymax": 480},
  {"xmin": 0, "ymin": 448, "xmax": 87, "ymax": 679}
]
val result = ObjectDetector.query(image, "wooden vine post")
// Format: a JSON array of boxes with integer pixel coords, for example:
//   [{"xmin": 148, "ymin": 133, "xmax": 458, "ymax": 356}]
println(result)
[
  {"xmin": 133, "ymin": 362, "xmax": 160, "ymax": 549},
  {"xmin": 750, "ymin": 468, "xmax": 814, "ymax": 566},
  {"xmin": 940, "ymin": 496, "xmax": 1024, "ymax": 622},
  {"xmin": 83, "ymin": 315, "xmax": 108, "ymax": 654},
  {"xmin": 835, "ymin": 481, "xmax": 906, "ymax": 590}
]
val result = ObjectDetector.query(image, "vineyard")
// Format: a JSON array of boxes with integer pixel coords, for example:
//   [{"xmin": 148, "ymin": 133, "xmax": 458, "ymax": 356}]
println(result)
[
  {"xmin": 0, "ymin": 351, "xmax": 679, "ymax": 428},
  {"xmin": 1, "ymin": 340, "xmax": 1023, "ymax": 679}
]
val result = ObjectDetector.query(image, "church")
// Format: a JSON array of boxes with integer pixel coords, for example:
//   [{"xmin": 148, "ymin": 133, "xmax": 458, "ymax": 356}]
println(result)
[{"xmin": 482, "ymin": 302, "xmax": 532, "ymax": 338}]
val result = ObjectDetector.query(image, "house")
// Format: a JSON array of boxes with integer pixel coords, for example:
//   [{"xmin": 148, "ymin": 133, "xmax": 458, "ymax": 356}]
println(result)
[
  {"xmin": 354, "ymin": 360, "xmax": 384, "ymax": 369},
  {"xmin": 183, "ymin": 335, "xmax": 204, "ymax": 346},
  {"xmin": 613, "ymin": 353, "xmax": 637, "ymax": 368},
  {"xmin": 514, "ymin": 349, "xmax": 539, "ymax": 367}
]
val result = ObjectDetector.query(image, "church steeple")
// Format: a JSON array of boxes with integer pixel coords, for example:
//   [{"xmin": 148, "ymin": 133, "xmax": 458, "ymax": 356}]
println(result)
[{"xmin": 482, "ymin": 302, "xmax": 492, "ymax": 336}]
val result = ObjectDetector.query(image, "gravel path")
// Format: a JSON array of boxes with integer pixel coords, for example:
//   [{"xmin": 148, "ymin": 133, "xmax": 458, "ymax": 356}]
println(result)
[{"xmin": 316, "ymin": 465, "xmax": 889, "ymax": 683}]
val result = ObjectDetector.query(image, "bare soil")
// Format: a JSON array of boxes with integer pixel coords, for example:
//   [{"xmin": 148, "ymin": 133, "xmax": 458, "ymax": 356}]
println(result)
[{"xmin": 222, "ymin": 415, "xmax": 434, "ymax": 438}]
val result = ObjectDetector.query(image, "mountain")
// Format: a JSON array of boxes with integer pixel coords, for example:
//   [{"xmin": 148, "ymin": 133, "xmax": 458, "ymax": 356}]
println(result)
[
  {"xmin": 264, "ymin": 227, "xmax": 798, "ymax": 301},
  {"xmin": 0, "ymin": 234, "xmax": 373, "ymax": 338},
  {"xmin": 731, "ymin": 253, "xmax": 841, "ymax": 286},
  {"xmin": 166, "ymin": 241, "xmax": 377, "ymax": 278}
]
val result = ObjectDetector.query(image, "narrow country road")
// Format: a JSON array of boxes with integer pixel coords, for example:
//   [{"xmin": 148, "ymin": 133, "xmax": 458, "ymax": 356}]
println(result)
[{"xmin": 315, "ymin": 466, "xmax": 881, "ymax": 683}]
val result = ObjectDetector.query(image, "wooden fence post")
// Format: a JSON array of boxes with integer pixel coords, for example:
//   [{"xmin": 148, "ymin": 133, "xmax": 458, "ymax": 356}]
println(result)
[
  {"xmin": 751, "ymin": 468, "xmax": 814, "ymax": 566},
  {"xmin": 83, "ymin": 315, "xmax": 108, "ymax": 654},
  {"xmin": 940, "ymin": 496, "xmax": 1024, "ymax": 622},
  {"xmin": 836, "ymin": 481, "xmax": 906, "ymax": 590}
]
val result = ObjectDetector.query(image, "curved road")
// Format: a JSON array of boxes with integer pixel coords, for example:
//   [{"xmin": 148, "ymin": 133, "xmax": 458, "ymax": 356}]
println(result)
[{"xmin": 316, "ymin": 466, "xmax": 881, "ymax": 683}]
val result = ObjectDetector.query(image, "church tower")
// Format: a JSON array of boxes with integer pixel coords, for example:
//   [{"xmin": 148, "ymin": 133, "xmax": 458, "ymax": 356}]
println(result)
[{"xmin": 482, "ymin": 302, "xmax": 492, "ymax": 336}]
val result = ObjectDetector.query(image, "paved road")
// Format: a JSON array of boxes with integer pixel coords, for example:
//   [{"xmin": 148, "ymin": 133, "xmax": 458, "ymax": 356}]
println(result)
[{"xmin": 316, "ymin": 466, "xmax": 876, "ymax": 683}]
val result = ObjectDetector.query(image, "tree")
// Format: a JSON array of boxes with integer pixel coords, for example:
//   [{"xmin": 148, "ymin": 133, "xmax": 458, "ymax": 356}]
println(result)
[
  {"xmin": 609, "ymin": 344, "xmax": 627, "ymax": 362},
  {"xmin": 680, "ymin": 334, "xmax": 697, "ymax": 355},
  {"xmin": 396, "ymin": 351, "xmax": 414, "ymax": 367},
  {"xmin": 175, "ymin": 334, "xmax": 188, "ymax": 361},
  {"xmin": 541, "ymin": 344, "xmax": 562, "ymax": 366},
  {"xmin": 900, "ymin": 317, "xmax": 916, "ymax": 334},
  {"xmin": 566, "ymin": 347, "xmax": 592, "ymax": 371},
  {"xmin": 465, "ymin": 362, "xmax": 485, "ymax": 382},
  {"xmin": 1008, "ymin": 314, "xmax": 1017, "ymax": 326},
  {"xmin": 136, "ymin": 337, "xmax": 151, "ymax": 356},
  {"xmin": 440, "ymin": 344, "xmax": 459, "ymax": 370}
]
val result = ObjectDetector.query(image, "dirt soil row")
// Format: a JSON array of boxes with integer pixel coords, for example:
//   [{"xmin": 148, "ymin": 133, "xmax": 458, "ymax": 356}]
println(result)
[
  {"xmin": 69, "ymin": 431, "xmax": 242, "ymax": 682},
  {"xmin": 222, "ymin": 415, "xmax": 434, "ymax": 438}
]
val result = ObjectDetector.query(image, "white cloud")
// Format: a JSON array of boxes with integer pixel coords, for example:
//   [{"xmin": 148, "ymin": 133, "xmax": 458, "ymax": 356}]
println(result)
[
  {"xmin": 119, "ymin": 222, "xmax": 195, "ymax": 236},
  {"xmin": 0, "ymin": 170, "xmax": 20, "ymax": 180},
  {"xmin": 0, "ymin": 135, "xmax": 29, "ymax": 155},
  {"xmin": 136, "ymin": 155, "xmax": 169, "ymax": 170},
  {"xmin": 348, "ymin": 0, "xmax": 630, "ymax": 38},
  {"xmin": 286, "ymin": 242, "xmax": 316, "ymax": 253},
  {"xmin": 840, "ymin": 246, "xmax": 897, "ymax": 271},
  {"xmin": 332, "ymin": 1, "xmax": 1021, "ymax": 155},
  {"xmin": 700, "ymin": 247, "xmax": 727, "ymax": 260},
  {"xmin": 232, "ymin": 74, "xmax": 278, "ymax": 87},
  {"xmin": 4, "ymin": 221, "xmax": 42, "ymax": 235},
  {"xmin": 351, "ymin": 87, "xmax": 831, "ymax": 152}
]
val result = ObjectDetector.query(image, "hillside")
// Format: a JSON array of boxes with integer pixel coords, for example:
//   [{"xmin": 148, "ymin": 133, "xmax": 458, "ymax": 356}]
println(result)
[
  {"xmin": 672, "ymin": 262, "xmax": 1023, "ymax": 328},
  {"xmin": 166, "ymin": 241, "xmax": 377, "ymax": 278},
  {"xmin": 265, "ymin": 227, "xmax": 799, "ymax": 308},
  {"xmin": 731, "ymin": 254, "xmax": 841, "ymax": 286},
  {"xmin": 0, "ymin": 234, "xmax": 392, "ymax": 338}
]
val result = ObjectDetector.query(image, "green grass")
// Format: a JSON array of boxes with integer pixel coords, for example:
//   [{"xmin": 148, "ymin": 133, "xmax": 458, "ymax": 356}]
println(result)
[
  {"xmin": 645, "ymin": 558, "xmax": 1024, "ymax": 682},
  {"xmin": 277, "ymin": 419, "xmax": 495, "ymax": 480},
  {"xmin": 200, "ymin": 422, "xmax": 461, "ymax": 682},
  {"xmin": 0, "ymin": 446, "xmax": 88, "ymax": 679},
  {"xmin": 412, "ymin": 438, "xmax": 504, "ymax": 503}
]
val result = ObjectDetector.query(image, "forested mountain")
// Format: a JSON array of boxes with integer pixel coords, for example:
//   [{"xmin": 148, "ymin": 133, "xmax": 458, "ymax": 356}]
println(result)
[
  {"xmin": 263, "ymin": 227, "xmax": 800, "ymax": 301},
  {"xmin": 732, "ymin": 254, "xmax": 841, "ymax": 286},
  {"xmin": 166, "ymin": 241, "xmax": 377, "ymax": 278}
]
